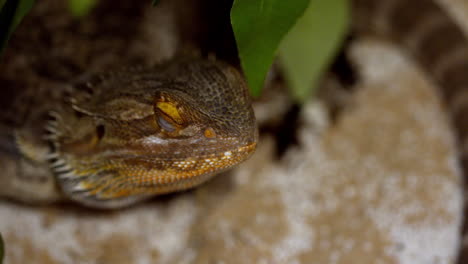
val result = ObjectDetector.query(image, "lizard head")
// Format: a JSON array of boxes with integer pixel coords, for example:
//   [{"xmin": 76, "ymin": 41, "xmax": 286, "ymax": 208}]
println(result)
[{"xmin": 48, "ymin": 59, "xmax": 257, "ymax": 208}]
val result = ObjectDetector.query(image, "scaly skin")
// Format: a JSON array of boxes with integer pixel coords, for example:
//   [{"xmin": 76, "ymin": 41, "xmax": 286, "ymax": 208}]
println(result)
[
  {"xmin": 2, "ymin": 59, "xmax": 257, "ymax": 210},
  {"xmin": 0, "ymin": 0, "xmax": 257, "ymax": 208},
  {"xmin": 47, "ymin": 58, "xmax": 257, "ymax": 208}
]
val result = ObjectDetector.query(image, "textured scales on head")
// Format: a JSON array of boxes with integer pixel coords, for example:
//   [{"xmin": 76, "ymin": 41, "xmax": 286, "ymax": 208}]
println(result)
[{"xmin": 47, "ymin": 58, "xmax": 258, "ymax": 208}]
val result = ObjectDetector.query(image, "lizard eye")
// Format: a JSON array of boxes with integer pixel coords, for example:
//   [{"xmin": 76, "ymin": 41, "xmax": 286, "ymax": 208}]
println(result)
[
  {"xmin": 155, "ymin": 101, "xmax": 183, "ymax": 123},
  {"xmin": 154, "ymin": 98, "xmax": 185, "ymax": 133},
  {"xmin": 157, "ymin": 116, "xmax": 176, "ymax": 132}
]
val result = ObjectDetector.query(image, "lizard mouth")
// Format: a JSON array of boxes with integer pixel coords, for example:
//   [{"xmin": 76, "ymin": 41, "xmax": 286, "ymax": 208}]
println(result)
[{"xmin": 50, "ymin": 142, "xmax": 256, "ymax": 209}]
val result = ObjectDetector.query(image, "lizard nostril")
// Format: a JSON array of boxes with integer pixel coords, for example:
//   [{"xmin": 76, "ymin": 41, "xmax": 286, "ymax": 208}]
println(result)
[{"xmin": 204, "ymin": 127, "xmax": 216, "ymax": 138}]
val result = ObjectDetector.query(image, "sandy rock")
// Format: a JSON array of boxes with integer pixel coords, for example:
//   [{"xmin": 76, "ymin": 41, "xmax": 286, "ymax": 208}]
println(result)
[{"xmin": 171, "ymin": 40, "xmax": 463, "ymax": 264}]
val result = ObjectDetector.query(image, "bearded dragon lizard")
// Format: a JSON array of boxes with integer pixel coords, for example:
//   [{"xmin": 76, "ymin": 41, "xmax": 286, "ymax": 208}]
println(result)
[{"xmin": 0, "ymin": 0, "xmax": 257, "ymax": 209}]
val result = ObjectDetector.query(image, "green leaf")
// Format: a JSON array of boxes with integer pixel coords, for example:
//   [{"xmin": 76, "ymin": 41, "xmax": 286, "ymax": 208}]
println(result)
[
  {"xmin": 68, "ymin": 0, "xmax": 97, "ymax": 17},
  {"xmin": 152, "ymin": 0, "xmax": 160, "ymax": 6},
  {"xmin": 0, "ymin": 232, "xmax": 4, "ymax": 264},
  {"xmin": 0, "ymin": 0, "xmax": 35, "ymax": 55},
  {"xmin": 231, "ymin": 0, "xmax": 310, "ymax": 97},
  {"xmin": 279, "ymin": 0, "xmax": 349, "ymax": 102}
]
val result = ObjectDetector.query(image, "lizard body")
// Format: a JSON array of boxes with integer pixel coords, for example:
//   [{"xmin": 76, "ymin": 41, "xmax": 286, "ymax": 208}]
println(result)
[
  {"xmin": 0, "ymin": 0, "xmax": 257, "ymax": 208},
  {"xmin": 353, "ymin": 0, "xmax": 468, "ymax": 164},
  {"xmin": 352, "ymin": 0, "xmax": 468, "ymax": 261}
]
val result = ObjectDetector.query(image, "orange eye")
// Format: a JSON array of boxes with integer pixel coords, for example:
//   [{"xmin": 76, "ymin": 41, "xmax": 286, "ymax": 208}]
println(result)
[
  {"xmin": 157, "ymin": 116, "xmax": 176, "ymax": 132},
  {"xmin": 155, "ymin": 101, "xmax": 183, "ymax": 125},
  {"xmin": 154, "ymin": 98, "xmax": 186, "ymax": 133}
]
